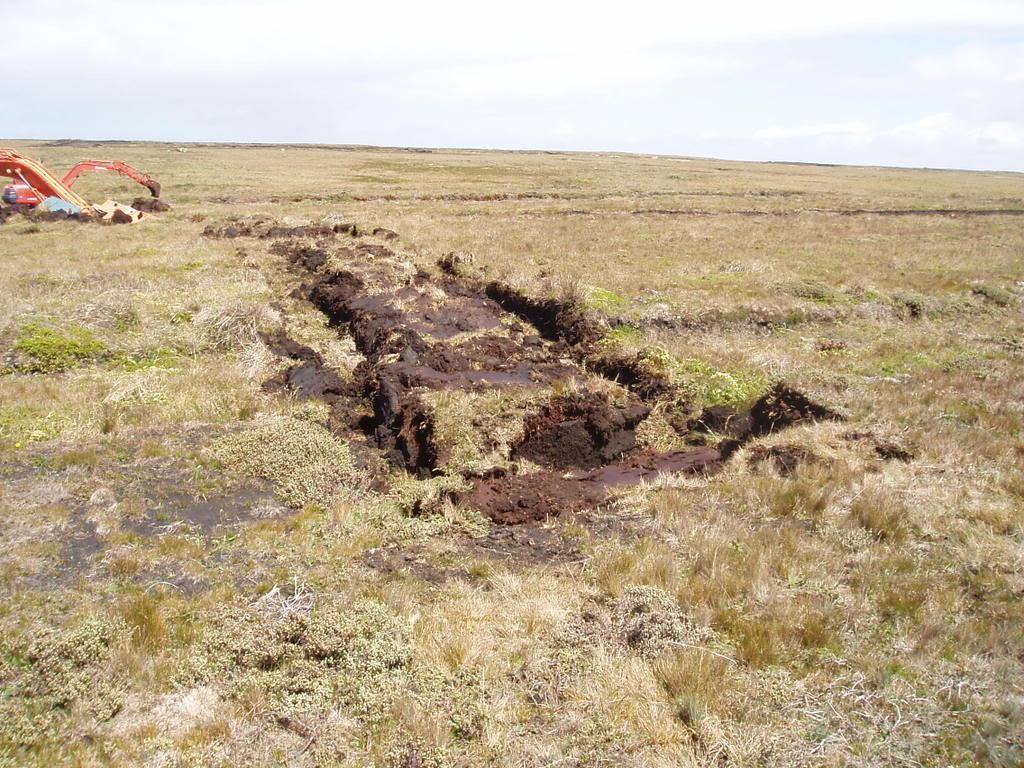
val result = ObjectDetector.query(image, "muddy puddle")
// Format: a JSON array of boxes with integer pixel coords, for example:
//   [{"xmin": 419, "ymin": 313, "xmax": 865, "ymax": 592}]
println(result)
[
  {"xmin": 3, "ymin": 467, "xmax": 283, "ymax": 592},
  {"xmin": 462, "ymin": 448, "xmax": 723, "ymax": 524},
  {"xmin": 208, "ymin": 219, "xmax": 843, "ymax": 524}
]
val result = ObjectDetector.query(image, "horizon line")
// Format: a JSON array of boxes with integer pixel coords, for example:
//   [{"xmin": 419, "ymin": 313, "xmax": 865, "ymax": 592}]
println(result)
[{"xmin": 4, "ymin": 136, "xmax": 1021, "ymax": 176}]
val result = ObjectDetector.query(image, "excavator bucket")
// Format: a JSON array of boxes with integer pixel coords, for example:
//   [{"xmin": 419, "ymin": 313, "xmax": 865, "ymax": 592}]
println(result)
[
  {"xmin": 144, "ymin": 179, "xmax": 162, "ymax": 198},
  {"xmin": 93, "ymin": 199, "xmax": 145, "ymax": 224}
]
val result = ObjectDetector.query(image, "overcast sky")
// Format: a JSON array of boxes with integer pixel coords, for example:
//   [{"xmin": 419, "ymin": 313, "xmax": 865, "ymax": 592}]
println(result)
[{"xmin": 4, "ymin": 1, "xmax": 1024, "ymax": 171}]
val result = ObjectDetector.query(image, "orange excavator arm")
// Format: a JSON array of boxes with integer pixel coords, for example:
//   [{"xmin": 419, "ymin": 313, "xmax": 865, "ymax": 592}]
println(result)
[
  {"xmin": 61, "ymin": 159, "xmax": 161, "ymax": 198},
  {"xmin": 0, "ymin": 147, "xmax": 90, "ymax": 208}
]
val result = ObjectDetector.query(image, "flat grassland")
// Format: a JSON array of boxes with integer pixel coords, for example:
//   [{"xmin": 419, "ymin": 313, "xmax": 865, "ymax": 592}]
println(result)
[{"xmin": 1, "ymin": 140, "xmax": 1022, "ymax": 767}]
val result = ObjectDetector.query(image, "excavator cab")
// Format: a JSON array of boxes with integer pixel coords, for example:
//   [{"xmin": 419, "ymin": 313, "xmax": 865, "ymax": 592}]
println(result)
[{"xmin": 2, "ymin": 182, "xmax": 40, "ymax": 205}]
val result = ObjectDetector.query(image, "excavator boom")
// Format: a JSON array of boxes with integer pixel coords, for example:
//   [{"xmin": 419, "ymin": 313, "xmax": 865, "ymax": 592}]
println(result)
[{"xmin": 61, "ymin": 159, "xmax": 161, "ymax": 198}]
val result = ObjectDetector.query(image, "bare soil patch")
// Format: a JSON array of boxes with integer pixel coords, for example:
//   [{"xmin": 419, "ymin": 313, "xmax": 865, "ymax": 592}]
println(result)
[
  {"xmin": 463, "ymin": 447, "xmax": 723, "ymax": 524},
  {"xmin": 208, "ymin": 220, "xmax": 843, "ymax": 524}
]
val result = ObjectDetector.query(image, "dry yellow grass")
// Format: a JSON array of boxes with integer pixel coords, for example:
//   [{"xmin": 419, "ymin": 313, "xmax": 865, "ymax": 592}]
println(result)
[{"xmin": 1, "ymin": 139, "xmax": 1022, "ymax": 767}]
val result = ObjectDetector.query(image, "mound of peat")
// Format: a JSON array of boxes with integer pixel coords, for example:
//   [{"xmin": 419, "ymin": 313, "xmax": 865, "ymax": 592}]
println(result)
[
  {"xmin": 131, "ymin": 197, "xmax": 171, "ymax": 213},
  {"xmin": 438, "ymin": 255, "xmax": 678, "ymax": 399},
  {"xmin": 212, "ymin": 220, "xmax": 842, "ymax": 522},
  {"xmin": 259, "ymin": 330, "xmax": 347, "ymax": 401},
  {"xmin": 513, "ymin": 392, "xmax": 651, "ymax": 470},
  {"xmin": 274, "ymin": 239, "xmax": 596, "ymax": 474},
  {"xmin": 466, "ymin": 384, "xmax": 840, "ymax": 524},
  {"xmin": 0, "ymin": 204, "xmax": 87, "ymax": 226}
]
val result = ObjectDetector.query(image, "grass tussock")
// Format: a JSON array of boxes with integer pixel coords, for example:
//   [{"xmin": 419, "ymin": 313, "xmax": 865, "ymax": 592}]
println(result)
[
  {"xmin": 653, "ymin": 647, "xmax": 737, "ymax": 727},
  {"xmin": 850, "ymin": 482, "xmax": 911, "ymax": 542},
  {"xmin": 1, "ymin": 142, "xmax": 1022, "ymax": 767}
]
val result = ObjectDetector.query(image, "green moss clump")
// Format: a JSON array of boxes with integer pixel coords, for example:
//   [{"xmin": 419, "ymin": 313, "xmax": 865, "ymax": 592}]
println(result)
[
  {"xmin": 117, "ymin": 346, "xmax": 186, "ymax": 372},
  {"xmin": 603, "ymin": 324, "xmax": 643, "ymax": 345},
  {"xmin": 0, "ymin": 405, "xmax": 74, "ymax": 445},
  {"xmin": 586, "ymin": 287, "xmax": 628, "ymax": 311},
  {"xmin": 639, "ymin": 348, "xmax": 767, "ymax": 407},
  {"xmin": 208, "ymin": 418, "xmax": 356, "ymax": 507},
  {"xmin": 787, "ymin": 280, "xmax": 845, "ymax": 305},
  {"xmin": 12, "ymin": 323, "xmax": 107, "ymax": 373}
]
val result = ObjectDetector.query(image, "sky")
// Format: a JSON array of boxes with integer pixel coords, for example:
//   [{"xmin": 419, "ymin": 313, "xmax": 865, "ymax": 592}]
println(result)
[{"xmin": 4, "ymin": 1, "xmax": 1024, "ymax": 171}]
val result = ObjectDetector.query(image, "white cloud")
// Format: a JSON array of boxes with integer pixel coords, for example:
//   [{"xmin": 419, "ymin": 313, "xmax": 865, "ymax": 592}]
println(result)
[
  {"xmin": 977, "ymin": 122, "xmax": 1024, "ymax": 149},
  {"xmin": 404, "ymin": 51, "xmax": 738, "ymax": 101},
  {"xmin": 743, "ymin": 112, "xmax": 1024, "ymax": 168},
  {"xmin": 5, "ymin": 1, "xmax": 1024, "ymax": 79},
  {"xmin": 914, "ymin": 42, "xmax": 1024, "ymax": 82},
  {"xmin": 2, "ymin": 1, "xmax": 1023, "ymax": 170},
  {"xmin": 752, "ymin": 121, "xmax": 871, "ymax": 140},
  {"xmin": 892, "ymin": 112, "xmax": 956, "ymax": 142}
]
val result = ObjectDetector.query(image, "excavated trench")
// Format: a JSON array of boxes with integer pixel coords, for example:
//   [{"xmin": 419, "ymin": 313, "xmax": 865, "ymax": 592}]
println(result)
[
  {"xmin": 207, "ymin": 221, "xmax": 842, "ymax": 523},
  {"xmin": 0, "ymin": 200, "xmax": 171, "ymax": 226}
]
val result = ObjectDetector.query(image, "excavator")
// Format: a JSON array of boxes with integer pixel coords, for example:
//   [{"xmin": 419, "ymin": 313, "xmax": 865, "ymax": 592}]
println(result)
[{"xmin": 0, "ymin": 147, "xmax": 162, "ymax": 222}]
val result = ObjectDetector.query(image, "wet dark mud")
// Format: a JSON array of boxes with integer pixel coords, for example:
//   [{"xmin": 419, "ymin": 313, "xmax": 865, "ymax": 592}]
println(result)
[
  {"xmin": 584, "ymin": 350, "xmax": 678, "ymax": 400},
  {"xmin": 466, "ymin": 383, "xmax": 840, "ymax": 523},
  {"xmin": 749, "ymin": 383, "xmax": 843, "ymax": 434},
  {"xmin": 436, "ymin": 253, "xmax": 602, "ymax": 346},
  {"xmin": 464, "ymin": 523, "xmax": 588, "ymax": 566},
  {"xmin": 694, "ymin": 384, "xmax": 843, "ymax": 446},
  {"xmin": 212, "ymin": 219, "xmax": 844, "ymax": 522},
  {"xmin": 439, "ymin": 256, "xmax": 677, "ymax": 399},
  {"xmin": 464, "ymin": 447, "xmax": 723, "ymax": 525},
  {"xmin": 362, "ymin": 545, "xmax": 468, "ymax": 584},
  {"xmin": 122, "ymin": 480, "xmax": 280, "ymax": 536},
  {"xmin": 15, "ymin": 469, "xmax": 282, "ymax": 591},
  {"xmin": 482, "ymin": 281, "xmax": 603, "ymax": 346},
  {"xmin": 694, "ymin": 403, "xmax": 753, "ymax": 438},
  {"xmin": 273, "ymin": 238, "xmax": 601, "ymax": 473}
]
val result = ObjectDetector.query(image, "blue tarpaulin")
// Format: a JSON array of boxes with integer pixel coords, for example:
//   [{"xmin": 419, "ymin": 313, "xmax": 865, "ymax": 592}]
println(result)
[{"xmin": 39, "ymin": 197, "xmax": 81, "ymax": 215}]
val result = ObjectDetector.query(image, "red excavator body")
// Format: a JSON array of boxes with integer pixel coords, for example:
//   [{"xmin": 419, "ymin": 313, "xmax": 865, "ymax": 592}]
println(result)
[{"xmin": 2, "ymin": 182, "xmax": 42, "ymax": 205}]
